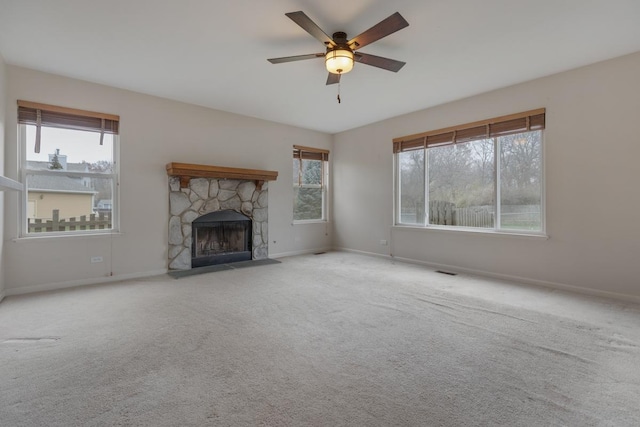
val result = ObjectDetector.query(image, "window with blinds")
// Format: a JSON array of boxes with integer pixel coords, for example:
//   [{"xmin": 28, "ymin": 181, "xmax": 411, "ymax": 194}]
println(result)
[
  {"xmin": 394, "ymin": 109, "xmax": 545, "ymax": 233},
  {"xmin": 18, "ymin": 100, "xmax": 120, "ymax": 235},
  {"xmin": 293, "ymin": 145, "xmax": 329, "ymax": 222}
]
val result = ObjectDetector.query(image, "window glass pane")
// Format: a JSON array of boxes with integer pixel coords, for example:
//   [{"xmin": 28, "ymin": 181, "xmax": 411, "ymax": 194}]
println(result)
[
  {"xmin": 26, "ymin": 125, "xmax": 114, "ymax": 167},
  {"xmin": 301, "ymin": 159, "xmax": 321, "ymax": 185},
  {"xmin": 24, "ymin": 125, "xmax": 115, "ymax": 233},
  {"xmin": 293, "ymin": 155, "xmax": 326, "ymax": 222},
  {"xmin": 428, "ymin": 139, "xmax": 495, "ymax": 228},
  {"xmin": 499, "ymin": 131, "xmax": 542, "ymax": 231},
  {"xmin": 26, "ymin": 174, "xmax": 113, "ymax": 233},
  {"xmin": 292, "ymin": 158, "xmax": 300, "ymax": 184},
  {"xmin": 293, "ymin": 186, "xmax": 323, "ymax": 221},
  {"xmin": 398, "ymin": 150, "xmax": 425, "ymax": 225},
  {"xmin": 90, "ymin": 176, "xmax": 114, "ymax": 214}
]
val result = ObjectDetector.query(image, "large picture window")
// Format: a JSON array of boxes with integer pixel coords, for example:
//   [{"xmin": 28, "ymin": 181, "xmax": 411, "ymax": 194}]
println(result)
[
  {"xmin": 395, "ymin": 109, "xmax": 544, "ymax": 233},
  {"xmin": 293, "ymin": 145, "xmax": 329, "ymax": 222},
  {"xmin": 18, "ymin": 101, "xmax": 119, "ymax": 235}
]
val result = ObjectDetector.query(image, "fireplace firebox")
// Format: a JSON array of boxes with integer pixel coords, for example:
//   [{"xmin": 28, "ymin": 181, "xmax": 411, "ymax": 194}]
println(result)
[{"xmin": 191, "ymin": 210, "xmax": 252, "ymax": 268}]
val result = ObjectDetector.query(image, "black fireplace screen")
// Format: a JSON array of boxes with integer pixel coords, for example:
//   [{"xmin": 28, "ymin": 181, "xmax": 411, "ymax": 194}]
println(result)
[{"xmin": 191, "ymin": 210, "xmax": 251, "ymax": 267}]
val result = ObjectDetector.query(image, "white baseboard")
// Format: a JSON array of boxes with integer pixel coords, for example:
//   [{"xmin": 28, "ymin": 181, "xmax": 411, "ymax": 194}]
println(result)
[
  {"xmin": 333, "ymin": 247, "xmax": 640, "ymax": 304},
  {"xmin": 3, "ymin": 249, "xmax": 331, "ymax": 297},
  {"xmin": 270, "ymin": 247, "xmax": 333, "ymax": 259},
  {"xmin": 334, "ymin": 247, "xmax": 391, "ymax": 260},
  {"xmin": 4, "ymin": 269, "xmax": 168, "ymax": 297},
  {"xmin": 5, "ymin": 248, "xmax": 639, "ymax": 305}
]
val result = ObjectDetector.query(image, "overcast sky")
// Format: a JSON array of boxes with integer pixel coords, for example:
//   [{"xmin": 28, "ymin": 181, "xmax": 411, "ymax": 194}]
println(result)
[{"xmin": 25, "ymin": 125, "xmax": 114, "ymax": 164}]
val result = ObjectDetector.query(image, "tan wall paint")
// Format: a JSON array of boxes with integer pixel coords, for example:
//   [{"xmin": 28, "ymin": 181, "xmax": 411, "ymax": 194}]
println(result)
[
  {"xmin": 28, "ymin": 192, "xmax": 94, "ymax": 219},
  {"xmin": 6, "ymin": 53, "xmax": 640, "ymax": 300},
  {"xmin": 333, "ymin": 51, "xmax": 640, "ymax": 300},
  {"xmin": 4, "ymin": 67, "xmax": 332, "ymax": 293}
]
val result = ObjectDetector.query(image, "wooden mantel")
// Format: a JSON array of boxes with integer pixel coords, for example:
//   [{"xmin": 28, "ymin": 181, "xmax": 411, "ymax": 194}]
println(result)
[{"xmin": 166, "ymin": 162, "xmax": 278, "ymax": 190}]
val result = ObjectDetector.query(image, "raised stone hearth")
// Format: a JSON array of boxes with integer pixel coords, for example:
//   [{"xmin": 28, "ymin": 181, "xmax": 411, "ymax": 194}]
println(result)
[{"xmin": 166, "ymin": 163, "xmax": 278, "ymax": 270}]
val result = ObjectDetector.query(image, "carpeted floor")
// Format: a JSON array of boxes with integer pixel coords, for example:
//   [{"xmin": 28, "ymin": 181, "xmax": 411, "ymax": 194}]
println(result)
[{"xmin": 1, "ymin": 252, "xmax": 639, "ymax": 426}]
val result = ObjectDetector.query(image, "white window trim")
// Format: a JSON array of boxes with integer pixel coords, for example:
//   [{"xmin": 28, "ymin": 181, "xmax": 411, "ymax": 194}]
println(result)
[
  {"xmin": 18, "ymin": 124, "xmax": 120, "ymax": 238},
  {"xmin": 394, "ymin": 132, "xmax": 545, "ymax": 236},
  {"xmin": 293, "ymin": 157, "xmax": 329, "ymax": 224}
]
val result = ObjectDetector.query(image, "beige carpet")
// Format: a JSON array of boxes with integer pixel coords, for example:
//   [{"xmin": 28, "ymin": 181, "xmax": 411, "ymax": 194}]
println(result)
[{"xmin": 1, "ymin": 252, "xmax": 639, "ymax": 426}]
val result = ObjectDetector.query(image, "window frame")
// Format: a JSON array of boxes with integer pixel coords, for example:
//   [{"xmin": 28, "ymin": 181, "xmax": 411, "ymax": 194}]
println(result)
[
  {"xmin": 292, "ymin": 145, "xmax": 329, "ymax": 224},
  {"xmin": 393, "ymin": 110, "xmax": 546, "ymax": 236},
  {"xmin": 18, "ymin": 101, "xmax": 120, "ymax": 238}
]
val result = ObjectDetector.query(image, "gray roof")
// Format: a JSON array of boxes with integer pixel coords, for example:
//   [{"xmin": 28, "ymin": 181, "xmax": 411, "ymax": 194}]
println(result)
[
  {"xmin": 27, "ymin": 160, "xmax": 89, "ymax": 172},
  {"xmin": 29, "ymin": 174, "xmax": 96, "ymax": 194}
]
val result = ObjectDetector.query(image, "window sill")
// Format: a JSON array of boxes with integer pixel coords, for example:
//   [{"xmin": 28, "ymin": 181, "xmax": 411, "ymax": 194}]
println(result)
[
  {"xmin": 13, "ymin": 231, "xmax": 123, "ymax": 243},
  {"xmin": 0, "ymin": 175, "xmax": 24, "ymax": 192},
  {"xmin": 392, "ymin": 224, "xmax": 549, "ymax": 240},
  {"xmin": 293, "ymin": 220, "xmax": 329, "ymax": 225}
]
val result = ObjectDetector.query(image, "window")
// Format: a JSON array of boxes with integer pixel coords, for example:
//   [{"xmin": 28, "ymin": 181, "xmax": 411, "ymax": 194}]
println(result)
[
  {"xmin": 395, "ymin": 109, "xmax": 544, "ymax": 233},
  {"xmin": 18, "ymin": 101, "xmax": 119, "ymax": 235},
  {"xmin": 293, "ymin": 145, "xmax": 329, "ymax": 221}
]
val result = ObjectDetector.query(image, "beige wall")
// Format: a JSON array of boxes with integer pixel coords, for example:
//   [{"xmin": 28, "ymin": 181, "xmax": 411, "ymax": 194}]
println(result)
[
  {"xmin": 3, "ymin": 66, "xmax": 332, "ymax": 294},
  {"xmin": 28, "ymin": 192, "xmax": 94, "ymax": 220},
  {"xmin": 333, "ymin": 51, "xmax": 640, "ymax": 301},
  {"xmin": 5, "ymin": 52, "xmax": 640, "ymax": 300}
]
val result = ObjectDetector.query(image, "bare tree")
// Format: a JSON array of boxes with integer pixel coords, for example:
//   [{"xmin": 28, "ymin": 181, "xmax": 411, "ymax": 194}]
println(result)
[{"xmin": 500, "ymin": 132, "xmax": 541, "ymax": 204}]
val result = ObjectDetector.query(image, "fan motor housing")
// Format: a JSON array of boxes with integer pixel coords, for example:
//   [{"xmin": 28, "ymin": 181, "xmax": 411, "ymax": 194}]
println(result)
[{"xmin": 332, "ymin": 31, "xmax": 348, "ymax": 44}]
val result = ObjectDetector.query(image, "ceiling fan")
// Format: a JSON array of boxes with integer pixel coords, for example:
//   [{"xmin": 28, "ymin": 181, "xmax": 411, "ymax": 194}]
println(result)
[{"xmin": 268, "ymin": 11, "xmax": 409, "ymax": 85}]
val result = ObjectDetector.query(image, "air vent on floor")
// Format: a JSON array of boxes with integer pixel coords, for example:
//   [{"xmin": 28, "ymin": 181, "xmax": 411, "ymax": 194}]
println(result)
[{"xmin": 436, "ymin": 270, "xmax": 457, "ymax": 276}]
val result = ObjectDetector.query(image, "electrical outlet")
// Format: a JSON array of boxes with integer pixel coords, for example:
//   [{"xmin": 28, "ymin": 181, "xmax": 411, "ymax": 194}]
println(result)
[
  {"xmin": 91, "ymin": 256, "xmax": 103, "ymax": 263},
  {"xmin": 380, "ymin": 239, "xmax": 388, "ymax": 246}
]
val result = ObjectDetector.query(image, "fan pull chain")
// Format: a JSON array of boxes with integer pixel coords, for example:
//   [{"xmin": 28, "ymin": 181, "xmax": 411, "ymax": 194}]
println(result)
[{"xmin": 337, "ymin": 79, "xmax": 341, "ymax": 104}]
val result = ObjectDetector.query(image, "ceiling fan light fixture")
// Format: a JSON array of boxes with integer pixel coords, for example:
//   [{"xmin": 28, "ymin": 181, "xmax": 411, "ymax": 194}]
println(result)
[{"xmin": 325, "ymin": 48, "xmax": 354, "ymax": 74}]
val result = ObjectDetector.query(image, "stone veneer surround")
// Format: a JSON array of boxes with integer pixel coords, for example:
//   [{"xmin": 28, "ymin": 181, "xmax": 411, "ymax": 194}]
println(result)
[{"xmin": 168, "ymin": 176, "xmax": 268, "ymax": 270}]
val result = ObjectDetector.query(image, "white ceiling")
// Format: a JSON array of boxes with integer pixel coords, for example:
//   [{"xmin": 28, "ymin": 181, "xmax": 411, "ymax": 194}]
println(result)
[{"xmin": 1, "ymin": 0, "xmax": 640, "ymax": 134}]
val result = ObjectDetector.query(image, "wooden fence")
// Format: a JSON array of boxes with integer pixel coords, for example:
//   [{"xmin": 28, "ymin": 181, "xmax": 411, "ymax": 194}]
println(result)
[
  {"xmin": 429, "ymin": 200, "xmax": 456, "ymax": 225},
  {"xmin": 454, "ymin": 206, "xmax": 494, "ymax": 228},
  {"xmin": 28, "ymin": 209, "xmax": 112, "ymax": 233},
  {"xmin": 407, "ymin": 202, "xmax": 540, "ymax": 228},
  {"xmin": 428, "ymin": 201, "xmax": 494, "ymax": 227}
]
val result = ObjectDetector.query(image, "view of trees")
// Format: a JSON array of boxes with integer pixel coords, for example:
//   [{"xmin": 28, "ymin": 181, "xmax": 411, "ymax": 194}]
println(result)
[
  {"xmin": 83, "ymin": 160, "xmax": 114, "ymax": 173},
  {"xmin": 399, "ymin": 150, "xmax": 425, "ymax": 224},
  {"xmin": 500, "ymin": 132, "xmax": 542, "ymax": 205},
  {"xmin": 429, "ymin": 139, "xmax": 495, "ymax": 208},
  {"xmin": 49, "ymin": 152, "xmax": 64, "ymax": 170},
  {"xmin": 399, "ymin": 130, "xmax": 542, "ymax": 229}
]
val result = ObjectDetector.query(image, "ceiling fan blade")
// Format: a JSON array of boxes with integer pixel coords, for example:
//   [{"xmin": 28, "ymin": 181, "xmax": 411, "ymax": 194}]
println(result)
[
  {"xmin": 285, "ymin": 11, "xmax": 336, "ymax": 47},
  {"xmin": 354, "ymin": 52, "xmax": 406, "ymax": 72},
  {"xmin": 268, "ymin": 53, "xmax": 324, "ymax": 64},
  {"xmin": 349, "ymin": 12, "xmax": 409, "ymax": 50},
  {"xmin": 326, "ymin": 73, "xmax": 341, "ymax": 85}
]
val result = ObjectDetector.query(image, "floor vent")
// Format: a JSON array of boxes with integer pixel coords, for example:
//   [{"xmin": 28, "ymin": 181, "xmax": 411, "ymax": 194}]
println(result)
[{"xmin": 436, "ymin": 270, "xmax": 457, "ymax": 276}]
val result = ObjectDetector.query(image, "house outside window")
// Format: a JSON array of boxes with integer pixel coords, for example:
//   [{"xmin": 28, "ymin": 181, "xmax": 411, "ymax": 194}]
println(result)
[
  {"xmin": 18, "ymin": 101, "xmax": 119, "ymax": 235},
  {"xmin": 293, "ymin": 145, "xmax": 329, "ymax": 222},
  {"xmin": 395, "ymin": 109, "xmax": 545, "ymax": 234}
]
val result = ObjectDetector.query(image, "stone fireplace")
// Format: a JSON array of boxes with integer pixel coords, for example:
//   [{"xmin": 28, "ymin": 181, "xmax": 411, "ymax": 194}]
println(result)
[{"xmin": 166, "ymin": 163, "xmax": 278, "ymax": 270}]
